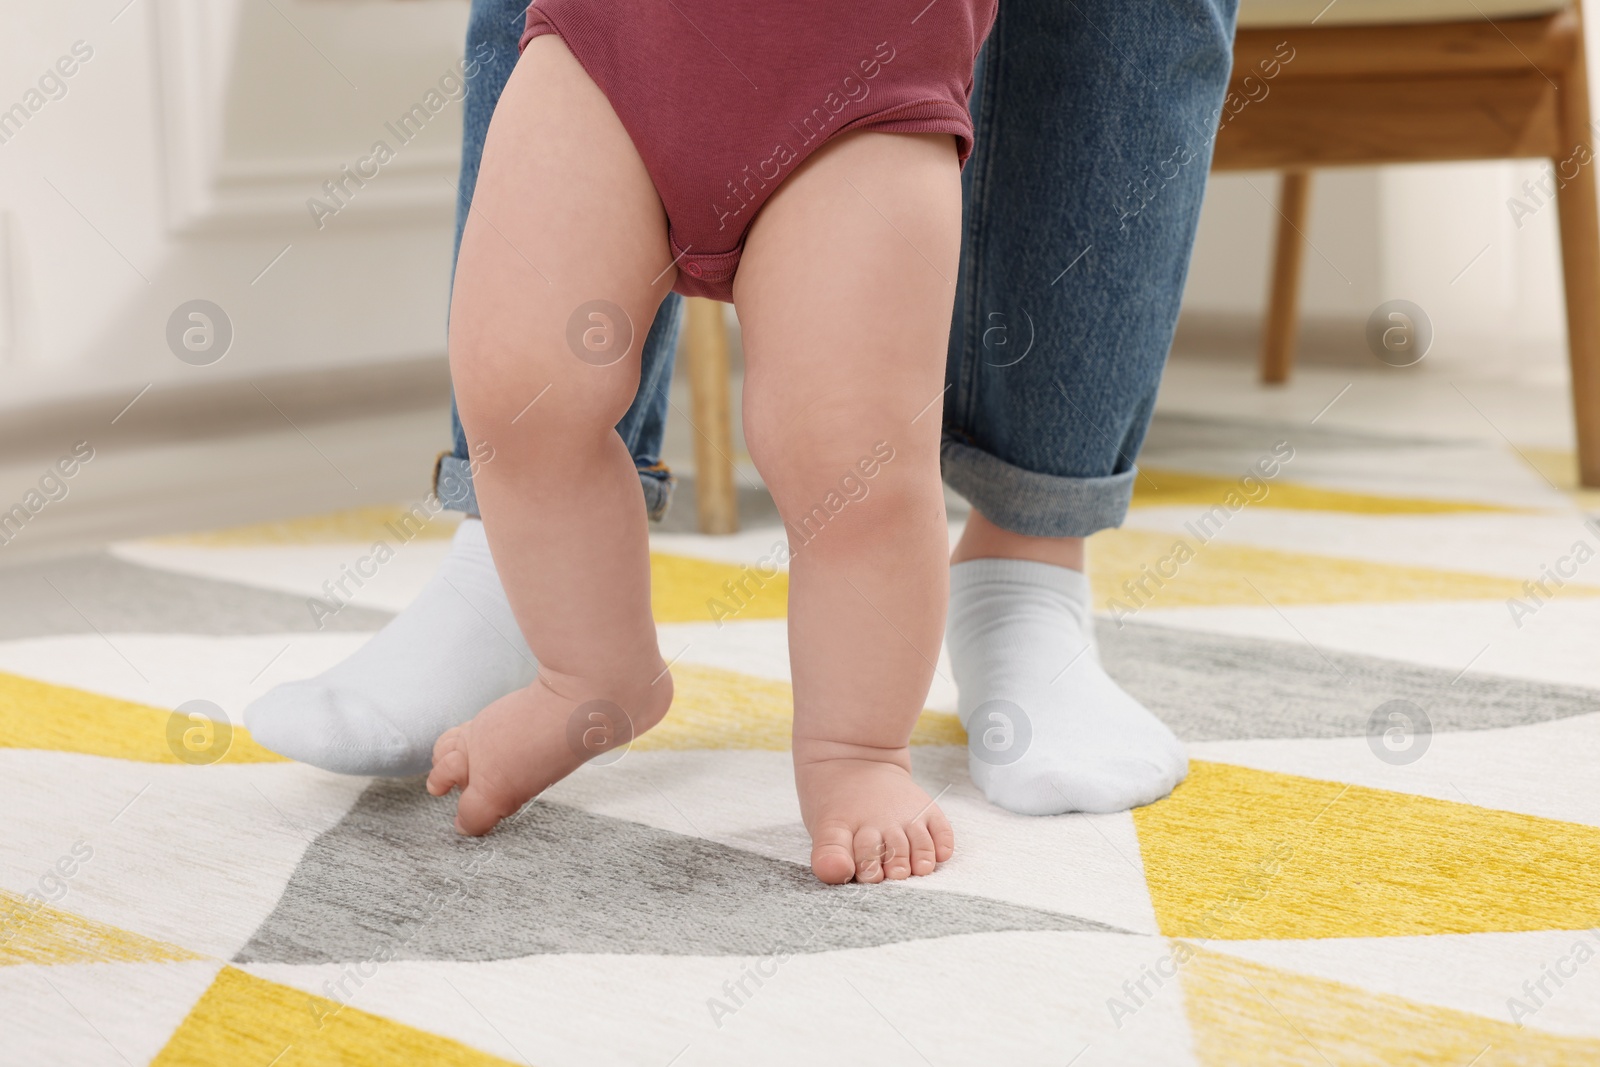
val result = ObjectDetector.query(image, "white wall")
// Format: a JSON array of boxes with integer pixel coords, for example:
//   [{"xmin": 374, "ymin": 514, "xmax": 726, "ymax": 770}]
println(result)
[
  {"xmin": 0, "ymin": 0, "xmax": 471, "ymax": 412},
  {"xmin": 2, "ymin": 0, "xmax": 1595, "ymax": 417},
  {"xmin": 1185, "ymin": 161, "xmax": 1570, "ymax": 377}
]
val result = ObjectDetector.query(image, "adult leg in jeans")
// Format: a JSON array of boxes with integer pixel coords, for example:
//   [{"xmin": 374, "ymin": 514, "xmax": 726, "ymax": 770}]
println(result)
[
  {"xmin": 245, "ymin": 0, "xmax": 682, "ymax": 775},
  {"xmin": 251, "ymin": 0, "xmax": 1239, "ymax": 808},
  {"xmin": 944, "ymin": 0, "xmax": 1236, "ymax": 813}
]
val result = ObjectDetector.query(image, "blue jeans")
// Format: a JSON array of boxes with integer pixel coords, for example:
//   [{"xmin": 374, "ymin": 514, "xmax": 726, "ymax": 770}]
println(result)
[
  {"xmin": 435, "ymin": 0, "xmax": 681, "ymax": 520},
  {"xmin": 437, "ymin": 0, "xmax": 1238, "ymax": 535}
]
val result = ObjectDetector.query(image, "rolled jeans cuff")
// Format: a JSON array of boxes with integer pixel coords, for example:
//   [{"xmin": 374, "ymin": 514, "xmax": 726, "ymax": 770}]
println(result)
[
  {"xmin": 433, "ymin": 453, "xmax": 676, "ymax": 522},
  {"xmin": 940, "ymin": 439, "xmax": 1136, "ymax": 538}
]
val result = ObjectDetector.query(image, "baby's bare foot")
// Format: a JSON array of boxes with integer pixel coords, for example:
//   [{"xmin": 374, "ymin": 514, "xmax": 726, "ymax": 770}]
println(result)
[
  {"xmin": 794, "ymin": 744, "xmax": 955, "ymax": 884},
  {"xmin": 426, "ymin": 669, "xmax": 671, "ymax": 835}
]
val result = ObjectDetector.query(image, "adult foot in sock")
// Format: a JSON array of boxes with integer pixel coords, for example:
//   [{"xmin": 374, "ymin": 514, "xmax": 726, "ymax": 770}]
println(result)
[
  {"xmin": 947, "ymin": 557, "xmax": 1187, "ymax": 815},
  {"xmin": 244, "ymin": 519, "xmax": 537, "ymax": 775}
]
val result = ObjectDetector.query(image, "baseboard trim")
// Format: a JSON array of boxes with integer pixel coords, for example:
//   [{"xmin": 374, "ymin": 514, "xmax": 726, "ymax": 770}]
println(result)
[{"xmin": 0, "ymin": 356, "xmax": 452, "ymax": 461}]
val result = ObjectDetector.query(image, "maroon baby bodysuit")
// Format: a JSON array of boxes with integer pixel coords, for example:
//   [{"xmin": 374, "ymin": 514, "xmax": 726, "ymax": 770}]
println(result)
[{"xmin": 520, "ymin": 0, "xmax": 996, "ymax": 301}]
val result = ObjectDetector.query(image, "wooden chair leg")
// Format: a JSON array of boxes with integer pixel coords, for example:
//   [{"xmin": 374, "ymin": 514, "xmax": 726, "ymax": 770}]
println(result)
[
  {"xmin": 1554, "ymin": 22, "xmax": 1600, "ymax": 487},
  {"xmin": 683, "ymin": 297, "xmax": 740, "ymax": 534},
  {"xmin": 1259, "ymin": 170, "xmax": 1312, "ymax": 385}
]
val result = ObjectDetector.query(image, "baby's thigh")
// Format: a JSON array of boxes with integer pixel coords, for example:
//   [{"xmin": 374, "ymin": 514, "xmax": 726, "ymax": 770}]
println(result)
[
  {"xmin": 450, "ymin": 36, "xmax": 672, "ymax": 435},
  {"xmin": 733, "ymin": 132, "xmax": 961, "ymax": 497}
]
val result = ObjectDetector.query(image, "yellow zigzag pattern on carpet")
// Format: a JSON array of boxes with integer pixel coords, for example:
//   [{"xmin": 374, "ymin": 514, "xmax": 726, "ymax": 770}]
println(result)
[
  {"xmin": 1134, "ymin": 761, "xmax": 1600, "ymax": 940},
  {"xmin": 154, "ymin": 966, "xmax": 516, "ymax": 1067},
  {"xmin": 0, "ymin": 671, "xmax": 286, "ymax": 763},
  {"xmin": 142, "ymin": 502, "xmax": 786, "ymax": 622},
  {"xmin": 0, "ymin": 888, "xmax": 199, "ymax": 966},
  {"xmin": 0, "ymin": 664, "xmax": 961, "ymax": 762},
  {"xmin": 1131, "ymin": 469, "xmax": 1522, "ymax": 515},
  {"xmin": 1085, "ymin": 528, "xmax": 1599, "ymax": 609},
  {"xmin": 153, "ymin": 505, "xmax": 464, "ymax": 546},
  {"xmin": 154, "ymin": 470, "xmax": 1527, "ymax": 554},
  {"xmin": 1181, "ymin": 944, "xmax": 1600, "ymax": 1066},
  {"xmin": 639, "ymin": 661, "xmax": 963, "ymax": 751},
  {"xmin": 1518, "ymin": 447, "xmax": 1600, "ymax": 510},
  {"xmin": 139, "ymin": 502, "xmax": 1570, "ymax": 615},
  {"xmin": 650, "ymin": 553, "xmax": 787, "ymax": 623}
]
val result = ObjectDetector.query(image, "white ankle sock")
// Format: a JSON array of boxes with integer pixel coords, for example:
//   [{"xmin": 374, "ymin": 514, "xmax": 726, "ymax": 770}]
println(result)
[
  {"xmin": 946, "ymin": 557, "xmax": 1187, "ymax": 815},
  {"xmin": 244, "ymin": 519, "xmax": 536, "ymax": 775}
]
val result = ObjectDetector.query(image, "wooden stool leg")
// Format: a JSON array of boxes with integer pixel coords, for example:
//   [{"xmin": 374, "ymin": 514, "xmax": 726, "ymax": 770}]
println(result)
[
  {"xmin": 683, "ymin": 297, "xmax": 740, "ymax": 534},
  {"xmin": 1554, "ymin": 23, "xmax": 1600, "ymax": 487},
  {"xmin": 1259, "ymin": 170, "xmax": 1312, "ymax": 385}
]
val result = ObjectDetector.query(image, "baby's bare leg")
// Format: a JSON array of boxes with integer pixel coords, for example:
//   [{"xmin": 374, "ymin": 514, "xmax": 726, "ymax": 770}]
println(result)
[
  {"xmin": 734, "ymin": 132, "xmax": 960, "ymax": 884},
  {"xmin": 428, "ymin": 37, "xmax": 675, "ymax": 834}
]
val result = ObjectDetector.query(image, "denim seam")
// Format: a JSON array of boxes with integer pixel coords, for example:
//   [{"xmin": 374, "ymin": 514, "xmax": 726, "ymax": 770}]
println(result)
[{"xmin": 953, "ymin": 20, "xmax": 1001, "ymax": 440}]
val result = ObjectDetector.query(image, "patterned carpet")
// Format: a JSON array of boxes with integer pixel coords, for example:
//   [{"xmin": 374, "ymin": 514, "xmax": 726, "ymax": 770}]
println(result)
[{"xmin": 3, "ymin": 413, "xmax": 1599, "ymax": 1065}]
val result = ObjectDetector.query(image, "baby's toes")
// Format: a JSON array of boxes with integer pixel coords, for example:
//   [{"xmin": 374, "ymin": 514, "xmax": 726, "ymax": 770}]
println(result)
[
  {"xmin": 426, "ymin": 733, "xmax": 467, "ymax": 797},
  {"xmin": 853, "ymin": 826, "xmax": 886, "ymax": 884},
  {"xmin": 881, "ymin": 825, "xmax": 913, "ymax": 880},
  {"xmin": 928, "ymin": 807, "xmax": 956, "ymax": 862},
  {"xmin": 432, "ymin": 726, "xmax": 462, "ymax": 766},
  {"xmin": 810, "ymin": 821, "xmax": 857, "ymax": 885},
  {"xmin": 905, "ymin": 820, "xmax": 938, "ymax": 876}
]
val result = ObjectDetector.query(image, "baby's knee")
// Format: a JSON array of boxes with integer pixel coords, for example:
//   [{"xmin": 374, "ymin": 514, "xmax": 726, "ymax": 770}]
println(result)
[
  {"xmin": 758, "ymin": 429, "xmax": 939, "ymax": 543},
  {"xmin": 450, "ymin": 325, "xmax": 640, "ymax": 446}
]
